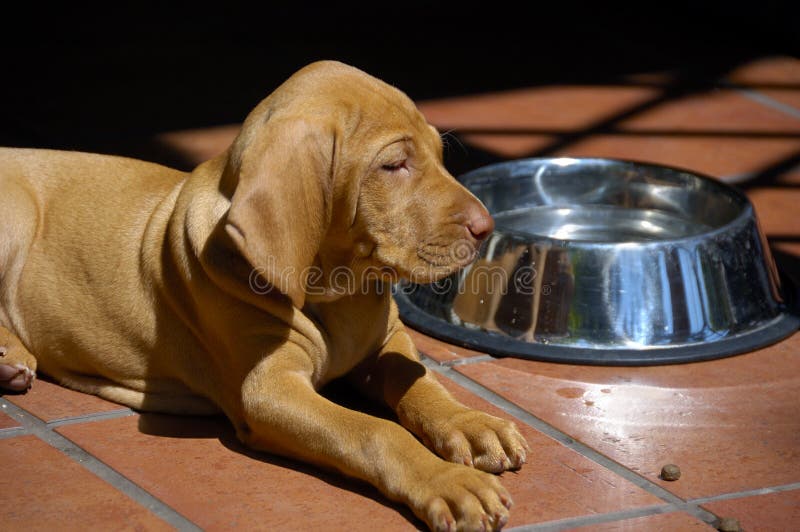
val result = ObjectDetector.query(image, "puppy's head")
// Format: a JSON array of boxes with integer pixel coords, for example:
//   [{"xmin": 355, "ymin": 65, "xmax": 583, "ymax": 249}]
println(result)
[{"xmin": 223, "ymin": 61, "xmax": 493, "ymax": 306}]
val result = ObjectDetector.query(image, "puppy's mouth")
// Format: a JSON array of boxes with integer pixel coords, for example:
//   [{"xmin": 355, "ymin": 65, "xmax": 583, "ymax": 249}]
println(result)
[
  {"xmin": 416, "ymin": 240, "xmax": 477, "ymax": 267},
  {"xmin": 412, "ymin": 238, "xmax": 480, "ymax": 281},
  {"xmin": 365, "ymin": 235, "xmax": 483, "ymax": 285}
]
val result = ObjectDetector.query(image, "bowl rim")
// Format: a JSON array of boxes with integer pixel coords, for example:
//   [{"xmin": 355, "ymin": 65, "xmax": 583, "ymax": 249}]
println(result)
[{"xmin": 458, "ymin": 156, "xmax": 756, "ymax": 247}]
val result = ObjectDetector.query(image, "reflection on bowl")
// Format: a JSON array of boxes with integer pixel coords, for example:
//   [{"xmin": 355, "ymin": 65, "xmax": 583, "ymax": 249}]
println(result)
[{"xmin": 395, "ymin": 158, "xmax": 799, "ymax": 365}]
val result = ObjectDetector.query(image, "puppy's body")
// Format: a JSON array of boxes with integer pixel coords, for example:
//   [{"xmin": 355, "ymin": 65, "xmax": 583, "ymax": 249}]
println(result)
[
  {"xmin": 0, "ymin": 62, "xmax": 529, "ymax": 531},
  {"xmin": 0, "ymin": 149, "xmax": 370, "ymax": 405},
  {"xmin": 3, "ymin": 150, "xmax": 208, "ymax": 410}
]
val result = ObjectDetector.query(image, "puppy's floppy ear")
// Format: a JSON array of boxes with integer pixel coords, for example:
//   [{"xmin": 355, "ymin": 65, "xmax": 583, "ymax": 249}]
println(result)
[{"xmin": 224, "ymin": 115, "xmax": 333, "ymax": 308}]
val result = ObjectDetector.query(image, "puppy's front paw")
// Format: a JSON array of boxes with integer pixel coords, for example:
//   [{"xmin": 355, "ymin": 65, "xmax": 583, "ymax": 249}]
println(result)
[
  {"xmin": 412, "ymin": 461, "xmax": 512, "ymax": 532},
  {"xmin": 424, "ymin": 409, "xmax": 531, "ymax": 474},
  {"xmin": 0, "ymin": 363, "xmax": 36, "ymax": 392},
  {"xmin": 0, "ymin": 334, "xmax": 37, "ymax": 393}
]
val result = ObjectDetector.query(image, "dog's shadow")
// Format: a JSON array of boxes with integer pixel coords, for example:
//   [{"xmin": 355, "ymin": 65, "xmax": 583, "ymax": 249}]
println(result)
[{"xmin": 136, "ymin": 378, "xmax": 422, "ymax": 528}]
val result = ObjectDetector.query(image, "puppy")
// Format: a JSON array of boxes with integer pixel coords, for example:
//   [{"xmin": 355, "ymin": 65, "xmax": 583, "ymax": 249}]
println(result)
[{"xmin": 0, "ymin": 61, "xmax": 529, "ymax": 531}]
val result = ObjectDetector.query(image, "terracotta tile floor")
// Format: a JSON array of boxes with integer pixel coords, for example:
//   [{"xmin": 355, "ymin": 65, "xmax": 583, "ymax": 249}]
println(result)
[{"xmin": 2, "ymin": 55, "xmax": 799, "ymax": 531}]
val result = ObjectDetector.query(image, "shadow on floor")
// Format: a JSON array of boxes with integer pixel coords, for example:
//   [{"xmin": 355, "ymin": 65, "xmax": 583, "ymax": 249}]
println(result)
[
  {"xmin": 1, "ymin": 3, "xmax": 796, "ymax": 172},
  {"xmin": 135, "ymin": 378, "xmax": 423, "ymax": 528}
]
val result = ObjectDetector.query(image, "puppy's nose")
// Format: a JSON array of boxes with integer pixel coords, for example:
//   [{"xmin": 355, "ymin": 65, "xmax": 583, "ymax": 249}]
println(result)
[{"xmin": 466, "ymin": 204, "xmax": 495, "ymax": 241}]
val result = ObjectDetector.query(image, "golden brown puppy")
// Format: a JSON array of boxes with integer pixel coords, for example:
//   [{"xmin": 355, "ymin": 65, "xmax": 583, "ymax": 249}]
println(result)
[{"xmin": 0, "ymin": 61, "xmax": 529, "ymax": 531}]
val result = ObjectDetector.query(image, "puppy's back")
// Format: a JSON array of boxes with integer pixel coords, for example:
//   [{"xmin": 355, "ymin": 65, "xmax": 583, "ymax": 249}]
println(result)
[
  {"xmin": 0, "ymin": 147, "xmax": 185, "ymax": 197},
  {"xmin": 0, "ymin": 148, "xmax": 187, "ymax": 364}
]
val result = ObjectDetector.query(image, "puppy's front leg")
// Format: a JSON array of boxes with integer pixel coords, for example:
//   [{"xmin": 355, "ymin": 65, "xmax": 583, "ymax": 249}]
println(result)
[
  {"xmin": 351, "ymin": 329, "xmax": 531, "ymax": 474},
  {"xmin": 238, "ymin": 345, "xmax": 513, "ymax": 532}
]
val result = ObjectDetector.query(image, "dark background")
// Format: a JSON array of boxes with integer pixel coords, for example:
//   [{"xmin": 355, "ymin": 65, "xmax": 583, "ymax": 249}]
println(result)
[{"xmin": 1, "ymin": 2, "xmax": 797, "ymax": 172}]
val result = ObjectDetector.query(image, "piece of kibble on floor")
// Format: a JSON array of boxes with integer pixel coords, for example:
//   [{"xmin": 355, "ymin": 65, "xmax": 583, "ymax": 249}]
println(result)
[
  {"xmin": 717, "ymin": 516, "xmax": 741, "ymax": 531},
  {"xmin": 660, "ymin": 463, "xmax": 681, "ymax": 481}
]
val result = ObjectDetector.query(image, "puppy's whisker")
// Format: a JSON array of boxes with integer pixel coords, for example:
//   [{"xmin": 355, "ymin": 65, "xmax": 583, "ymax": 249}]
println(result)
[{"xmin": 440, "ymin": 130, "xmax": 467, "ymax": 156}]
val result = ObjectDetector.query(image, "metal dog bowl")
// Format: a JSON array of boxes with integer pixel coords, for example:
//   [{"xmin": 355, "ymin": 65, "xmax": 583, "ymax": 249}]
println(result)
[{"xmin": 395, "ymin": 158, "xmax": 799, "ymax": 365}]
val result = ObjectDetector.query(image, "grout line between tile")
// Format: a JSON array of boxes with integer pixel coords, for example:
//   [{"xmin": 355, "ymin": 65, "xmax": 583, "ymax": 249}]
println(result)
[
  {"xmin": 0, "ymin": 402, "xmax": 27, "ymax": 439},
  {"xmin": 718, "ymin": 161, "xmax": 800, "ymax": 185},
  {"xmin": 689, "ymin": 481, "xmax": 800, "ymax": 505},
  {"xmin": 504, "ymin": 504, "xmax": 681, "ymax": 532},
  {"xmin": 421, "ymin": 356, "xmax": 721, "ymax": 527},
  {"xmin": 0, "ymin": 398, "xmax": 201, "ymax": 531},
  {"xmin": 46, "ymin": 408, "xmax": 135, "ymax": 428},
  {"xmin": 726, "ymin": 83, "xmax": 800, "ymax": 120},
  {"xmin": 440, "ymin": 354, "xmax": 497, "ymax": 367},
  {"xmin": 0, "ymin": 426, "xmax": 26, "ymax": 439}
]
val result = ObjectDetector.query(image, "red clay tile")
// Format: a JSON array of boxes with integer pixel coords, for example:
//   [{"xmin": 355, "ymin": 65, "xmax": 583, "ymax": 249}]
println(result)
[
  {"xmin": 598, "ymin": 84, "xmax": 800, "ymax": 179},
  {"xmin": 57, "ymin": 414, "xmax": 420, "ymax": 531},
  {"xmin": 725, "ymin": 56, "xmax": 800, "ymax": 86},
  {"xmin": 152, "ymin": 58, "xmax": 799, "ymax": 172},
  {"xmin": 557, "ymin": 135, "xmax": 800, "ymax": 179},
  {"xmin": 418, "ymin": 83, "xmax": 800, "ymax": 178},
  {"xmin": 747, "ymin": 187, "xmax": 800, "ymax": 236},
  {"xmin": 56, "ymin": 373, "xmax": 663, "ymax": 530},
  {"xmin": 0, "ymin": 435, "xmax": 171, "ymax": 530},
  {"xmin": 771, "ymin": 242, "xmax": 800, "ymax": 260},
  {"xmin": 755, "ymin": 89, "xmax": 800, "ymax": 116},
  {"xmin": 417, "ymin": 86, "xmax": 661, "ymax": 132},
  {"xmin": 745, "ymin": 174, "xmax": 800, "ymax": 261},
  {"xmin": 0, "ymin": 409, "xmax": 20, "ymax": 429},
  {"xmin": 741, "ymin": 165, "xmax": 800, "ymax": 186},
  {"xmin": 779, "ymin": 172, "xmax": 800, "ymax": 187},
  {"xmin": 747, "ymin": 185, "xmax": 800, "ymax": 260},
  {"xmin": 450, "ymin": 133, "xmax": 557, "ymax": 159},
  {"xmin": 408, "ymin": 328, "xmax": 489, "ymax": 363},
  {"xmin": 410, "ymin": 332, "xmax": 495, "ymax": 363},
  {"xmin": 156, "ymin": 85, "xmax": 656, "ymax": 165},
  {"xmin": 720, "ymin": 55, "xmax": 800, "ymax": 120},
  {"xmin": 565, "ymin": 511, "xmax": 713, "ymax": 531},
  {"xmin": 5, "ymin": 377, "xmax": 130, "ymax": 422},
  {"xmin": 154, "ymin": 85, "xmax": 800, "ymax": 183},
  {"xmin": 435, "ymin": 377, "xmax": 663, "ymax": 526},
  {"xmin": 617, "ymin": 89, "xmax": 800, "ymax": 133},
  {"xmin": 454, "ymin": 338, "xmax": 800, "ymax": 501},
  {"xmin": 418, "ymin": 85, "xmax": 655, "ymax": 160},
  {"xmin": 701, "ymin": 489, "xmax": 800, "ymax": 532}
]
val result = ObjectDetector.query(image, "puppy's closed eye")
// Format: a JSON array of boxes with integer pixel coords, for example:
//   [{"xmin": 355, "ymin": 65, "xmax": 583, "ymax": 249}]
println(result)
[{"xmin": 381, "ymin": 160, "xmax": 408, "ymax": 172}]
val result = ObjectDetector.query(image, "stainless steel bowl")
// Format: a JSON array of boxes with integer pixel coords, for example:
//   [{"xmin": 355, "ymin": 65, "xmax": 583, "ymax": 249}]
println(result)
[{"xmin": 395, "ymin": 158, "xmax": 799, "ymax": 365}]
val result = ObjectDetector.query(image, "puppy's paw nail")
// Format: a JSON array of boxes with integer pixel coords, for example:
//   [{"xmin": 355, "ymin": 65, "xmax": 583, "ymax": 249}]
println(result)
[
  {"xmin": 436, "ymin": 518, "xmax": 455, "ymax": 532},
  {"xmin": 0, "ymin": 347, "xmax": 7, "ymax": 357},
  {"xmin": 512, "ymin": 452, "xmax": 526, "ymax": 469},
  {"xmin": 495, "ymin": 512, "xmax": 509, "ymax": 528}
]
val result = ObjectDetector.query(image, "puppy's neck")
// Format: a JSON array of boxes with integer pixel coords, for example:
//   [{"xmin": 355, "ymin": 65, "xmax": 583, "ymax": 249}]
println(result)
[{"xmin": 303, "ymin": 245, "xmax": 395, "ymax": 304}]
